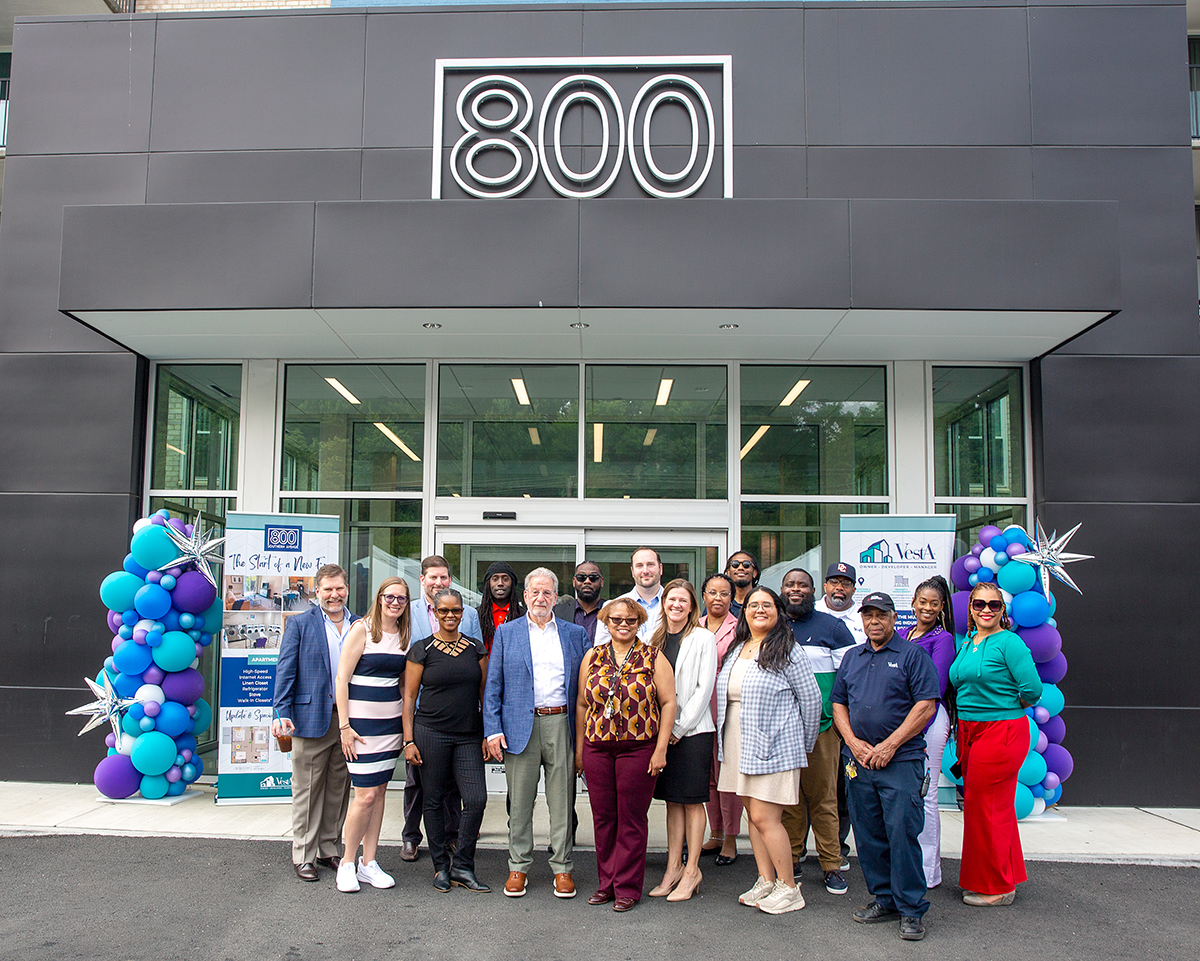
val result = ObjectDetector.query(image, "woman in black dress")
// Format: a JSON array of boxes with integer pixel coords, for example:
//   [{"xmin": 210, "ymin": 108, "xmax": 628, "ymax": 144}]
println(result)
[
  {"xmin": 646, "ymin": 579, "xmax": 718, "ymax": 902},
  {"xmin": 402, "ymin": 588, "xmax": 490, "ymax": 894}
]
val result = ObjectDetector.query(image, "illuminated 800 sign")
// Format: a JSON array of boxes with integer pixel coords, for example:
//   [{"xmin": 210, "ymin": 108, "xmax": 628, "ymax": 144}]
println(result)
[{"xmin": 432, "ymin": 57, "xmax": 732, "ymax": 200}]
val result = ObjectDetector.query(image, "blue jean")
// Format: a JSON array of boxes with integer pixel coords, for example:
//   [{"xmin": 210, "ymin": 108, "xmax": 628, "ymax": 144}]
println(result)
[{"xmin": 846, "ymin": 756, "xmax": 928, "ymax": 918}]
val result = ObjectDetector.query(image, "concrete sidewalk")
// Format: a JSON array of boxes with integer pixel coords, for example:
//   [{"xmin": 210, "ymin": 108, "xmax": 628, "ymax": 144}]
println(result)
[{"xmin": 3, "ymin": 780, "xmax": 1199, "ymax": 865}]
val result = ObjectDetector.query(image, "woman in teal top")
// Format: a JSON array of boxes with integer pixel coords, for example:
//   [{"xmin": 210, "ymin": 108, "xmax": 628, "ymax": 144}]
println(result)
[{"xmin": 948, "ymin": 582, "xmax": 1042, "ymax": 906}]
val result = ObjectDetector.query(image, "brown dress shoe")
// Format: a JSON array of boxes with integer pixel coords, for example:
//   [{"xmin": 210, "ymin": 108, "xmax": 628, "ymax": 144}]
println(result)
[
  {"xmin": 503, "ymin": 871, "xmax": 527, "ymax": 897},
  {"xmin": 554, "ymin": 873, "xmax": 576, "ymax": 898},
  {"xmin": 294, "ymin": 862, "xmax": 319, "ymax": 882},
  {"xmin": 315, "ymin": 855, "xmax": 341, "ymax": 869},
  {"xmin": 588, "ymin": 890, "xmax": 614, "ymax": 905},
  {"xmin": 399, "ymin": 841, "xmax": 419, "ymax": 862},
  {"xmin": 612, "ymin": 896, "xmax": 637, "ymax": 912}
]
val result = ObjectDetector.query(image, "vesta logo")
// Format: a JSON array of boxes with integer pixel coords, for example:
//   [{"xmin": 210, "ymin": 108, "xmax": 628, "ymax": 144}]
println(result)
[{"xmin": 860, "ymin": 539, "xmax": 937, "ymax": 564}]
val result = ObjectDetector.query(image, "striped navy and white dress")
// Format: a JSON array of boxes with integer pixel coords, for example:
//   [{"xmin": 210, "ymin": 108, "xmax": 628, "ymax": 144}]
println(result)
[{"xmin": 346, "ymin": 629, "xmax": 407, "ymax": 788}]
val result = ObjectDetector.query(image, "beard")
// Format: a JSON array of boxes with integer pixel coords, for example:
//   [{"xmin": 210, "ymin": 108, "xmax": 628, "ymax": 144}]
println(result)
[{"xmin": 784, "ymin": 594, "xmax": 815, "ymax": 620}]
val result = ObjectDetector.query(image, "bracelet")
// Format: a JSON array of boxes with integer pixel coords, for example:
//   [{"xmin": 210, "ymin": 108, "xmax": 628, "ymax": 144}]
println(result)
[
  {"xmin": 339, "ymin": 724, "xmax": 351, "ymax": 731},
  {"xmin": 403, "ymin": 740, "xmax": 415, "ymax": 749}
]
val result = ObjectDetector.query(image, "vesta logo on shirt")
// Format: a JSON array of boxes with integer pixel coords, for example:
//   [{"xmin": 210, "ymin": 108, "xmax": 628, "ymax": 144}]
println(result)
[{"xmin": 888, "ymin": 661, "xmax": 899, "ymax": 668}]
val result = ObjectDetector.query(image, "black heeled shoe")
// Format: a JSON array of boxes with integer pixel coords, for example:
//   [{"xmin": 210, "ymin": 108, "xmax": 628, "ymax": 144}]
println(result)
[
  {"xmin": 433, "ymin": 869, "xmax": 451, "ymax": 893},
  {"xmin": 450, "ymin": 868, "xmax": 492, "ymax": 893},
  {"xmin": 714, "ymin": 853, "xmax": 738, "ymax": 866}
]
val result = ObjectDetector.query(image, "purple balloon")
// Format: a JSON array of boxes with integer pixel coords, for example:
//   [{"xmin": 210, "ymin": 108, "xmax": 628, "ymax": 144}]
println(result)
[
  {"xmin": 1042, "ymin": 744, "xmax": 1074, "ymax": 781},
  {"xmin": 106, "ymin": 609, "xmax": 123, "ymax": 633},
  {"xmin": 142, "ymin": 664, "xmax": 166, "ymax": 685},
  {"xmin": 143, "ymin": 701, "xmax": 161, "ymax": 718},
  {"xmin": 1033, "ymin": 706, "xmax": 1050, "ymax": 724},
  {"xmin": 171, "ymin": 571, "xmax": 217, "ymax": 615},
  {"xmin": 167, "ymin": 518, "xmax": 188, "ymax": 534},
  {"xmin": 146, "ymin": 570, "xmax": 163, "ymax": 585},
  {"xmin": 150, "ymin": 514, "xmax": 167, "ymax": 527},
  {"xmin": 978, "ymin": 525, "xmax": 1003, "ymax": 547},
  {"xmin": 167, "ymin": 567, "xmax": 183, "ymax": 578},
  {"xmin": 105, "ymin": 733, "xmax": 117, "ymax": 749},
  {"xmin": 161, "ymin": 667, "xmax": 205, "ymax": 705},
  {"xmin": 1043, "ymin": 772, "xmax": 1061, "ymax": 791},
  {"xmin": 970, "ymin": 544, "xmax": 984, "ymax": 556},
  {"xmin": 187, "ymin": 704, "xmax": 198, "ymax": 717},
  {"xmin": 1006, "ymin": 542, "xmax": 1026, "ymax": 558},
  {"xmin": 950, "ymin": 555, "xmax": 973, "ymax": 592},
  {"xmin": 165, "ymin": 765, "xmax": 182, "ymax": 783},
  {"xmin": 94, "ymin": 754, "xmax": 142, "ymax": 799},
  {"xmin": 1037, "ymin": 652, "xmax": 1068, "ymax": 684},
  {"xmin": 184, "ymin": 524, "xmax": 195, "ymax": 537},
  {"xmin": 963, "ymin": 555, "xmax": 982, "ymax": 574},
  {"xmin": 1040, "ymin": 714, "xmax": 1066, "ymax": 745},
  {"xmin": 951, "ymin": 591, "xmax": 969, "ymax": 635},
  {"xmin": 110, "ymin": 636, "xmax": 123, "ymax": 655},
  {"xmin": 1017, "ymin": 624, "xmax": 1063, "ymax": 664},
  {"xmin": 1036, "ymin": 732, "xmax": 1048, "ymax": 753},
  {"xmin": 181, "ymin": 749, "xmax": 193, "ymax": 762}
]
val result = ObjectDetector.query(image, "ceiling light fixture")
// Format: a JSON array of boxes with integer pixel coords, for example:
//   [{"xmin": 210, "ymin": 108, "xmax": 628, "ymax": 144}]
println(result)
[
  {"xmin": 780, "ymin": 378, "xmax": 811, "ymax": 407},
  {"xmin": 528, "ymin": 427, "xmax": 542, "ymax": 446},
  {"xmin": 593, "ymin": 423, "xmax": 604, "ymax": 463},
  {"xmin": 570, "ymin": 321, "xmax": 589, "ymax": 329},
  {"xmin": 324, "ymin": 377, "xmax": 361, "ymax": 405},
  {"xmin": 523, "ymin": 493, "xmax": 531, "ymax": 498},
  {"xmin": 643, "ymin": 428, "xmax": 657, "ymax": 447},
  {"xmin": 374, "ymin": 422, "xmax": 421, "ymax": 462},
  {"xmin": 739, "ymin": 425, "xmax": 770, "ymax": 459},
  {"xmin": 719, "ymin": 323, "xmax": 739, "ymax": 330},
  {"xmin": 511, "ymin": 378, "xmax": 531, "ymax": 406},
  {"xmin": 655, "ymin": 378, "xmax": 674, "ymax": 406},
  {"xmin": 422, "ymin": 322, "xmax": 442, "ymax": 330}
]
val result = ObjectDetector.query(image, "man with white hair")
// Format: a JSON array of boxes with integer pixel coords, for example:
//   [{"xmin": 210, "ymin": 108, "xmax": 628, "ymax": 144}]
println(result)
[{"xmin": 483, "ymin": 568, "xmax": 589, "ymax": 899}]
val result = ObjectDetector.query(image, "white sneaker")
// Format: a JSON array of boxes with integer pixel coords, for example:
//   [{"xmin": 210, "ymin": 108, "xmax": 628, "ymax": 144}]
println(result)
[
  {"xmin": 336, "ymin": 860, "xmax": 360, "ymax": 892},
  {"xmin": 758, "ymin": 879, "xmax": 806, "ymax": 915},
  {"xmin": 356, "ymin": 858, "xmax": 396, "ymax": 889},
  {"xmin": 738, "ymin": 875, "xmax": 774, "ymax": 906}
]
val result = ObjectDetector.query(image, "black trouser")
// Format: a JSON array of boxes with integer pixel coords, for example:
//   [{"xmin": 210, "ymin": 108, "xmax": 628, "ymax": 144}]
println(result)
[
  {"xmin": 414, "ymin": 723, "xmax": 487, "ymax": 874},
  {"xmin": 838, "ymin": 737, "xmax": 852, "ymax": 861},
  {"xmin": 403, "ymin": 760, "xmax": 461, "ymax": 847}
]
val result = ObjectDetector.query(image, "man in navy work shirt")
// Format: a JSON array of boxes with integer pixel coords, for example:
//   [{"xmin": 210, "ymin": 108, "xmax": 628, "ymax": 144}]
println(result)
[{"xmin": 831, "ymin": 591, "xmax": 938, "ymax": 942}]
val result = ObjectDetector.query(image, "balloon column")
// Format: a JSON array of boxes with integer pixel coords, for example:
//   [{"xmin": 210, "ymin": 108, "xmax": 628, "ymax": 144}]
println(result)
[
  {"xmin": 944, "ymin": 520, "xmax": 1091, "ymax": 819},
  {"xmin": 67, "ymin": 509, "xmax": 224, "ymax": 800}
]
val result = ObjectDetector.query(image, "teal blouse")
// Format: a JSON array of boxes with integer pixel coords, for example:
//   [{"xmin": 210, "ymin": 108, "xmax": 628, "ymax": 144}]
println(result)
[{"xmin": 948, "ymin": 629, "xmax": 1043, "ymax": 721}]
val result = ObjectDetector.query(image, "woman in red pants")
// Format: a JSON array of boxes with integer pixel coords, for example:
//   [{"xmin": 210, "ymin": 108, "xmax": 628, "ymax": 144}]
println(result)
[
  {"xmin": 575, "ymin": 598, "xmax": 677, "ymax": 912},
  {"xmin": 948, "ymin": 582, "xmax": 1043, "ymax": 906}
]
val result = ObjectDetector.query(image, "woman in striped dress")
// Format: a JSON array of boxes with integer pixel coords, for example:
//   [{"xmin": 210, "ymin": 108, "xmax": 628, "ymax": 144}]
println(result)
[{"xmin": 334, "ymin": 576, "xmax": 411, "ymax": 892}]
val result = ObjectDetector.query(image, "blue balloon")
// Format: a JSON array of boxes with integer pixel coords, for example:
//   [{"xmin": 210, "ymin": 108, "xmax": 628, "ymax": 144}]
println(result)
[
  {"xmin": 967, "ymin": 573, "xmax": 979, "ymax": 587},
  {"xmin": 1015, "ymin": 782, "xmax": 1035, "ymax": 820},
  {"xmin": 198, "ymin": 633, "xmax": 213, "ymax": 648},
  {"xmin": 1003, "ymin": 527, "xmax": 1030, "ymax": 547},
  {"xmin": 1049, "ymin": 592, "xmax": 1057, "ymax": 616},
  {"xmin": 994, "ymin": 552, "xmax": 1008, "ymax": 567},
  {"xmin": 187, "ymin": 630, "xmax": 202, "ymax": 641},
  {"xmin": 113, "ymin": 639, "xmax": 153, "ymax": 676},
  {"xmin": 161, "ymin": 609, "xmax": 182, "ymax": 633},
  {"xmin": 192, "ymin": 755, "xmax": 205, "ymax": 779},
  {"xmin": 112, "ymin": 671, "xmax": 142, "ymax": 697},
  {"xmin": 1044, "ymin": 784, "xmax": 1063, "ymax": 805},
  {"xmin": 123, "ymin": 554, "xmax": 151, "ymax": 578},
  {"xmin": 193, "ymin": 614, "xmax": 206, "ymax": 631},
  {"xmin": 155, "ymin": 701, "xmax": 192, "ymax": 738},
  {"xmin": 1038, "ymin": 683, "xmax": 1065, "ymax": 717},
  {"xmin": 1031, "ymin": 783, "xmax": 1045, "ymax": 798},
  {"xmin": 178, "ymin": 612, "xmax": 196, "ymax": 630},
  {"xmin": 174, "ymin": 734, "xmax": 198, "ymax": 754},
  {"xmin": 989, "ymin": 535, "xmax": 1008, "ymax": 553},
  {"xmin": 159, "ymin": 574, "xmax": 177, "ymax": 591},
  {"xmin": 1046, "ymin": 617, "xmax": 1057, "ymax": 628},
  {"xmin": 167, "ymin": 779, "xmax": 187, "ymax": 797},
  {"xmin": 1011, "ymin": 591, "xmax": 1050, "ymax": 627},
  {"xmin": 140, "ymin": 774, "xmax": 169, "ymax": 800},
  {"xmin": 134, "ymin": 583, "xmax": 173, "ymax": 620},
  {"xmin": 138, "ymin": 716, "xmax": 156, "ymax": 732},
  {"xmin": 975, "ymin": 566, "xmax": 994, "ymax": 583},
  {"xmin": 146, "ymin": 630, "xmax": 164, "ymax": 648},
  {"xmin": 181, "ymin": 762, "xmax": 198, "ymax": 783},
  {"xmin": 128, "ymin": 703, "xmax": 145, "ymax": 721},
  {"xmin": 117, "ymin": 625, "xmax": 134, "ymax": 640}
]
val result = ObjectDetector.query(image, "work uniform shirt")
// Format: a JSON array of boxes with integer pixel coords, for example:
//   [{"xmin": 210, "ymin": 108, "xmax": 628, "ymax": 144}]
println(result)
[{"xmin": 830, "ymin": 632, "xmax": 939, "ymax": 763}]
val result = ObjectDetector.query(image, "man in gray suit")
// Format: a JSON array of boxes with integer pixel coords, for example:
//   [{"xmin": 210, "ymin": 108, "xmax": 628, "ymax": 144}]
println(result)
[{"xmin": 400, "ymin": 555, "xmax": 483, "ymax": 861}]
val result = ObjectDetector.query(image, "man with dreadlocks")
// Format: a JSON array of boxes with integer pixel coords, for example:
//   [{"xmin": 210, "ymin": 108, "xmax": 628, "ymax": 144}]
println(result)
[{"xmin": 478, "ymin": 561, "xmax": 525, "ymax": 654}]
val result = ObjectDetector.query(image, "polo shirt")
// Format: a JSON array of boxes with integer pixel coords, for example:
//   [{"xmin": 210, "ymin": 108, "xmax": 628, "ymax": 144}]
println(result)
[
  {"xmin": 830, "ymin": 632, "xmax": 939, "ymax": 763},
  {"xmin": 788, "ymin": 610, "xmax": 858, "ymax": 732}
]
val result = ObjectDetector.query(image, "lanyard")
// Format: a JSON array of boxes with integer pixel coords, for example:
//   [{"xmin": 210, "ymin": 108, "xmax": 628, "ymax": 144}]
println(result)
[{"xmin": 602, "ymin": 642, "xmax": 640, "ymax": 720}]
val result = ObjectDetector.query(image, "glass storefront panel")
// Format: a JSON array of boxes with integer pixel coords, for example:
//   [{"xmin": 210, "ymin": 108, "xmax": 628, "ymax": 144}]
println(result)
[
  {"xmin": 151, "ymin": 365, "xmax": 241, "ymax": 491},
  {"xmin": 278, "ymin": 498, "xmax": 422, "ymax": 616},
  {"xmin": 935, "ymin": 503, "xmax": 1028, "ymax": 559},
  {"xmin": 281, "ymin": 365, "xmax": 425, "ymax": 493},
  {"xmin": 441, "ymin": 543, "xmax": 577, "ymax": 608},
  {"xmin": 586, "ymin": 544, "xmax": 719, "ymax": 597},
  {"xmin": 438, "ymin": 364, "xmax": 579, "ymax": 497},
  {"xmin": 933, "ymin": 366, "xmax": 1025, "ymax": 499},
  {"xmin": 740, "ymin": 366, "xmax": 887, "ymax": 497},
  {"xmin": 586, "ymin": 366, "xmax": 728, "ymax": 499},
  {"xmin": 741, "ymin": 501, "xmax": 888, "ymax": 591}
]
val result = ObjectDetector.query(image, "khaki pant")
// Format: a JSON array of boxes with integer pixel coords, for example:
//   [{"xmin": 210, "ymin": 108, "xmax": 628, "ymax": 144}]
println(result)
[
  {"xmin": 782, "ymin": 725, "xmax": 842, "ymax": 871},
  {"xmin": 504, "ymin": 712, "xmax": 574, "ymax": 875},
  {"xmin": 290, "ymin": 709, "xmax": 351, "ymax": 864}
]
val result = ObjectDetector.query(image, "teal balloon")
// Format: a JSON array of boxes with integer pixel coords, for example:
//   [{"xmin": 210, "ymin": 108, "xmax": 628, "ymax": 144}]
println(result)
[
  {"xmin": 1038, "ymin": 683, "xmax": 1065, "ymax": 717},
  {"xmin": 191, "ymin": 697, "xmax": 212, "ymax": 735},
  {"xmin": 201, "ymin": 598, "xmax": 224, "ymax": 635},
  {"xmin": 121, "ymin": 712, "xmax": 142, "ymax": 737},
  {"xmin": 1014, "ymin": 782, "xmax": 1035, "ymax": 820},
  {"xmin": 997, "ymin": 561, "xmax": 1036, "ymax": 595},
  {"xmin": 130, "ymin": 731, "xmax": 177, "ymax": 776},
  {"xmin": 1027, "ymin": 715, "xmax": 1039, "ymax": 750},
  {"xmin": 1018, "ymin": 750, "xmax": 1048, "ymax": 786},
  {"xmin": 100, "ymin": 572, "xmax": 145, "ymax": 613},
  {"xmin": 153, "ymin": 631, "xmax": 197, "ymax": 673},
  {"xmin": 140, "ymin": 774, "xmax": 170, "ymax": 799}
]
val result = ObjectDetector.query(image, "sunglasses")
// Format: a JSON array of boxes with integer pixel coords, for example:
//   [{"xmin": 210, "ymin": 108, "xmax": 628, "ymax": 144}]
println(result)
[
  {"xmin": 574, "ymin": 573, "xmax": 601, "ymax": 583},
  {"xmin": 970, "ymin": 599, "xmax": 1004, "ymax": 613},
  {"xmin": 608, "ymin": 616, "xmax": 640, "ymax": 627},
  {"xmin": 727, "ymin": 560, "xmax": 756, "ymax": 569},
  {"xmin": 435, "ymin": 607, "xmax": 464, "ymax": 616},
  {"xmin": 381, "ymin": 594, "xmax": 408, "ymax": 605}
]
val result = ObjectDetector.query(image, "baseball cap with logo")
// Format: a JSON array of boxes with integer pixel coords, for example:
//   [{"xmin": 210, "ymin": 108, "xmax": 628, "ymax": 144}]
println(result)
[
  {"xmin": 825, "ymin": 562, "xmax": 857, "ymax": 582},
  {"xmin": 858, "ymin": 592, "xmax": 895, "ymax": 613}
]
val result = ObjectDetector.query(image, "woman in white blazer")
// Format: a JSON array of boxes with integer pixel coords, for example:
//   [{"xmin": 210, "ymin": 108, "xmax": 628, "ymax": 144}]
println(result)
[{"xmin": 646, "ymin": 579, "xmax": 718, "ymax": 902}]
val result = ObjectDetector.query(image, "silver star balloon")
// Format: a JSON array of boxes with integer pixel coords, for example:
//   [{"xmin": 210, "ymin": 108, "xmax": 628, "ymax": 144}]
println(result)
[
  {"xmin": 158, "ymin": 510, "xmax": 226, "ymax": 588},
  {"xmin": 66, "ymin": 673, "xmax": 137, "ymax": 739},
  {"xmin": 1010, "ymin": 518, "xmax": 1094, "ymax": 596}
]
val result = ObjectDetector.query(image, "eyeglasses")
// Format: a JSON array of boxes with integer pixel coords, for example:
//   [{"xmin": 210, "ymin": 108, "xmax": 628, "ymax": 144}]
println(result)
[
  {"xmin": 435, "ymin": 607, "xmax": 464, "ymax": 616},
  {"xmin": 727, "ymin": 560, "xmax": 755, "ymax": 570},
  {"xmin": 527, "ymin": 589, "xmax": 555, "ymax": 599},
  {"xmin": 607, "ymin": 616, "xmax": 640, "ymax": 627},
  {"xmin": 704, "ymin": 590, "xmax": 732, "ymax": 599},
  {"xmin": 381, "ymin": 594, "xmax": 408, "ymax": 606},
  {"xmin": 970, "ymin": 599, "xmax": 1004, "ymax": 613},
  {"xmin": 574, "ymin": 573, "xmax": 602, "ymax": 583}
]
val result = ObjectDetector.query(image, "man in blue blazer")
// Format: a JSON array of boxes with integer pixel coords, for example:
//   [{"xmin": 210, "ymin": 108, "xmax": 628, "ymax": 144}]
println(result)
[
  {"xmin": 272, "ymin": 563, "xmax": 360, "ymax": 881},
  {"xmin": 484, "ymin": 568, "xmax": 589, "ymax": 899},
  {"xmin": 399, "ymin": 555, "xmax": 483, "ymax": 861}
]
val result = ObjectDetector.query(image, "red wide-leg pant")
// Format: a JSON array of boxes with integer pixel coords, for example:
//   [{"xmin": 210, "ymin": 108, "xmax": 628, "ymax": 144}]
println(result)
[
  {"xmin": 957, "ymin": 717, "xmax": 1030, "ymax": 895},
  {"xmin": 584, "ymin": 738, "xmax": 657, "ymax": 901}
]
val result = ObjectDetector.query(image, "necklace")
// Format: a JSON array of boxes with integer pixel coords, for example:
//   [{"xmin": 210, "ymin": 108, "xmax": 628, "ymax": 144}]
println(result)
[{"xmin": 431, "ymin": 632, "xmax": 467, "ymax": 656}]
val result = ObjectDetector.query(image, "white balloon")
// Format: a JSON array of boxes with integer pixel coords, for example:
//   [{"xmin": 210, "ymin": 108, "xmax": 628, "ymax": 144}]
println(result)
[
  {"xmin": 1000, "ymin": 589, "xmax": 1014, "ymax": 605},
  {"xmin": 134, "ymin": 618, "xmax": 157, "ymax": 633},
  {"xmin": 134, "ymin": 684, "xmax": 165, "ymax": 705},
  {"xmin": 116, "ymin": 733, "xmax": 137, "ymax": 756},
  {"xmin": 132, "ymin": 518, "xmax": 152, "ymax": 533},
  {"xmin": 980, "ymin": 547, "xmax": 1002, "ymax": 572},
  {"xmin": 1030, "ymin": 797, "xmax": 1047, "ymax": 817},
  {"xmin": 190, "ymin": 657, "xmax": 200, "ymax": 670}
]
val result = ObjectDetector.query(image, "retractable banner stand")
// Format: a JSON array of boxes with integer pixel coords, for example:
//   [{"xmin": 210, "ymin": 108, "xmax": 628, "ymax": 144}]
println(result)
[
  {"xmin": 216, "ymin": 512, "xmax": 340, "ymax": 804},
  {"xmin": 839, "ymin": 515, "xmax": 956, "ymax": 631}
]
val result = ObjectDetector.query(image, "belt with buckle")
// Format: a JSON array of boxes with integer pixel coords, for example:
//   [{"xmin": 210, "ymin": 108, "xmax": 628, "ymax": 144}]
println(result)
[{"xmin": 534, "ymin": 705, "xmax": 568, "ymax": 716}]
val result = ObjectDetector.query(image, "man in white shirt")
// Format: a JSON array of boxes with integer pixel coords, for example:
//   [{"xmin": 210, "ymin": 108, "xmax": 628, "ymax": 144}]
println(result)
[
  {"xmin": 815, "ymin": 561, "xmax": 868, "ymax": 647},
  {"xmin": 594, "ymin": 547, "xmax": 664, "ymax": 644},
  {"xmin": 483, "ymin": 569, "xmax": 589, "ymax": 899}
]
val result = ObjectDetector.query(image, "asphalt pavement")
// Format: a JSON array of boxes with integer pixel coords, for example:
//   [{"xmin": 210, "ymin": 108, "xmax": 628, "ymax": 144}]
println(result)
[{"xmin": 2, "ymin": 835, "xmax": 1195, "ymax": 961}]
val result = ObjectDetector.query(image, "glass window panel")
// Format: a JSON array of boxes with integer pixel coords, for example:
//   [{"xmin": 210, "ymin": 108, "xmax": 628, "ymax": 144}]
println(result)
[
  {"xmin": 438, "ymin": 365, "xmax": 579, "ymax": 497},
  {"xmin": 147, "ymin": 495, "xmax": 235, "ymax": 751},
  {"xmin": 586, "ymin": 366, "xmax": 727, "ymax": 499},
  {"xmin": 933, "ymin": 367, "xmax": 1024, "ymax": 498},
  {"xmin": 441, "ymin": 543, "xmax": 577, "ymax": 609},
  {"xmin": 935, "ymin": 503, "xmax": 1028, "ymax": 560},
  {"xmin": 151, "ymin": 365, "xmax": 241, "ymax": 491},
  {"xmin": 278, "ymin": 498, "xmax": 422, "ymax": 616},
  {"xmin": 741, "ymin": 501, "xmax": 888, "ymax": 592},
  {"xmin": 281, "ymin": 365, "xmax": 425, "ymax": 493},
  {"xmin": 740, "ymin": 366, "xmax": 887, "ymax": 497},
  {"xmin": 585, "ymin": 545, "xmax": 718, "ymax": 598}
]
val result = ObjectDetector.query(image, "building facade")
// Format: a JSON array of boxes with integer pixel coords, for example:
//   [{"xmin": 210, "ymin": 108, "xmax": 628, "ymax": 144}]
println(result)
[{"xmin": 0, "ymin": 2, "xmax": 1196, "ymax": 804}]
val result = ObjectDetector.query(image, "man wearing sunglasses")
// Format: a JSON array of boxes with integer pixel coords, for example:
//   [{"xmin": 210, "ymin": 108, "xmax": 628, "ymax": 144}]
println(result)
[
  {"xmin": 554, "ymin": 561, "xmax": 605, "ymax": 645},
  {"xmin": 723, "ymin": 550, "xmax": 760, "ymax": 618},
  {"xmin": 831, "ymin": 592, "xmax": 939, "ymax": 942}
]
